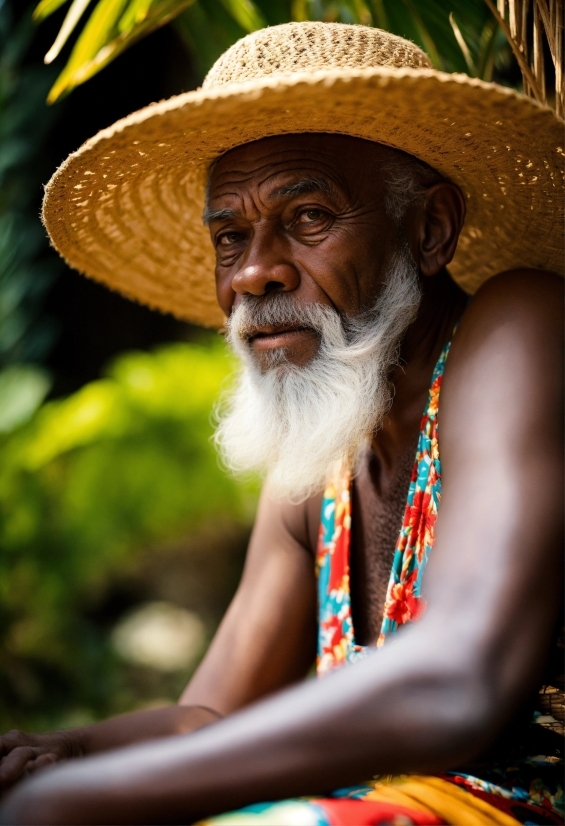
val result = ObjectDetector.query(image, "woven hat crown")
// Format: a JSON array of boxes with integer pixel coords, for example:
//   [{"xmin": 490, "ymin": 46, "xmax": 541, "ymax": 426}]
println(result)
[{"xmin": 203, "ymin": 22, "xmax": 433, "ymax": 89}]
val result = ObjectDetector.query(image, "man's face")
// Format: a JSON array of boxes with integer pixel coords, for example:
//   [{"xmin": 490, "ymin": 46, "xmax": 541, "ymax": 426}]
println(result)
[{"xmin": 206, "ymin": 134, "xmax": 402, "ymax": 369}]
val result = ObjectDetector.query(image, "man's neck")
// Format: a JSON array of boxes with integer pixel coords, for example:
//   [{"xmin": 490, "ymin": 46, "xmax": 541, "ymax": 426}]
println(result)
[{"xmin": 370, "ymin": 269, "xmax": 467, "ymax": 484}]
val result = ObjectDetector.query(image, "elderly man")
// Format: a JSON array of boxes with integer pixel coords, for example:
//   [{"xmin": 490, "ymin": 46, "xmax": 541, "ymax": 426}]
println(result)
[{"xmin": 0, "ymin": 21, "xmax": 563, "ymax": 826}]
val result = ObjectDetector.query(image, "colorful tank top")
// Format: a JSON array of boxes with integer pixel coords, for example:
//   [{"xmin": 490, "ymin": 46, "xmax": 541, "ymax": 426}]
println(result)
[
  {"xmin": 315, "ymin": 334, "xmax": 564, "ymax": 823},
  {"xmin": 317, "ymin": 336, "xmax": 448, "ymax": 672}
]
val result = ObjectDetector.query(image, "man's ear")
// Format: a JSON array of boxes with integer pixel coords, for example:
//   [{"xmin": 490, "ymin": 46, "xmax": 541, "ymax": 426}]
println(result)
[{"xmin": 415, "ymin": 183, "xmax": 466, "ymax": 277}]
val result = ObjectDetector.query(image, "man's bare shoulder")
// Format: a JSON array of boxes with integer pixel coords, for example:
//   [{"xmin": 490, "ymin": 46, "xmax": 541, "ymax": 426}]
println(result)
[
  {"xmin": 252, "ymin": 486, "xmax": 323, "ymax": 557},
  {"xmin": 453, "ymin": 268, "xmax": 563, "ymax": 349},
  {"xmin": 440, "ymin": 268, "xmax": 563, "ymax": 457}
]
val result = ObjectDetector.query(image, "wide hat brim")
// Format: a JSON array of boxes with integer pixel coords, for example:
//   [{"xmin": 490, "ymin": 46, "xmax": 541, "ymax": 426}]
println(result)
[{"xmin": 43, "ymin": 66, "xmax": 565, "ymax": 328}]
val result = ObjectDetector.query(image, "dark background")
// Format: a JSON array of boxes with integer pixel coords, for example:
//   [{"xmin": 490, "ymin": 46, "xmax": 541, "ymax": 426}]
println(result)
[{"xmin": 9, "ymin": 1, "xmax": 201, "ymax": 397}]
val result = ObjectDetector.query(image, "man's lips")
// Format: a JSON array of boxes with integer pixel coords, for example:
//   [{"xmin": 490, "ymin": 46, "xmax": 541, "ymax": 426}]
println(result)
[{"xmin": 247, "ymin": 325, "xmax": 317, "ymax": 351}]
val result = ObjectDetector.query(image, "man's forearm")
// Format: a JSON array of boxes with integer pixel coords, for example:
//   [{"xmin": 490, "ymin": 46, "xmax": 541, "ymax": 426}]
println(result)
[
  {"xmin": 0, "ymin": 618, "xmax": 494, "ymax": 826},
  {"xmin": 73, "ymin": 705, "xmax": 222, "ymax": 755}
]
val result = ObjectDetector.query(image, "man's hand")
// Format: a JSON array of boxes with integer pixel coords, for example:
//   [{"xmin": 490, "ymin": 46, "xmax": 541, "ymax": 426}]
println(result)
[
  {"xmin": 0, "ymin": 730, "xmax": 80, "ymax": 790},
  {"xmin": 0, "ymin": 705, "xmax": 222, "ymax": 793}
]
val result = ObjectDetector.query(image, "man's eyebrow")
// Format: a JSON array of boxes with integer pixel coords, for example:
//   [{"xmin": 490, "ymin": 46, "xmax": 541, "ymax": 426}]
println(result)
[
  {"xmin": 202, "ymin": 178, "xmax": 336, "ymax": 224},
  {"xmin": 271, "ymin": 177, "xmax": 334, "ymax": 199},
  {"xmin": 202, "ymin": 206, "xmax": 239, "ymax": 226}
]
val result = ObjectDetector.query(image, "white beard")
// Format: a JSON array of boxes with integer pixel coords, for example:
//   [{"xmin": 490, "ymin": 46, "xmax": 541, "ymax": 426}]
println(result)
[{"xmin": 214, "ymin": 246, "xmax": 422, "ymax": 503}]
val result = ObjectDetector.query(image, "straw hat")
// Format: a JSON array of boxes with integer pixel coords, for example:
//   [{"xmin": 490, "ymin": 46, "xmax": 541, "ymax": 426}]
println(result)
[{"xmin": 43, "ymin": 22, "xmax": 564, "ymax": 328}]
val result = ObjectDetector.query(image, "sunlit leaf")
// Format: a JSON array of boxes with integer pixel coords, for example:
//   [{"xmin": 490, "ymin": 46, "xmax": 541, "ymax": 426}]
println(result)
[
  {"xmin": 217, "ymin": 0, "xmax": 266, "ymax": 32},
  {"xmin": 368, "ymin": 0, "xmax": 389, "ymax": 29},
  {"xmin": 47, "ymin": 0, "xmax": 131, "ymax": 101},
  {"xmin": 0, "ymin": 365, "xmax": 51, "ymax": 434},
  {"xmin": 400, "ymin": 0, "xmax": 441, "ymax": 68},
  {"xmin": 46, "ymin": 0, "xmax": 197, "ymax": 102},
  {"xmin": 290, "ymin": 0, "xmax": 309, "ymax": 22},
  {"xmin": 33, "ymin": 0, "xmax": 70, "ymax": 22},
  {"xmin": 175, "ymin": 0, "xmax": 246, "ymax": 78},
  {"xmin": 118, "ymin": 0, "xmax": 156, "ymax": 33},
  {"xmin": 449, "ymin": 12, "xmax": 475, "ymax": 75},
  {"xmin": 475, "ymin": 18, "xmax": 499, "ymax": 81},
  {"xmin": 353, "ymin": 0, "xmax": 373, "ymax": 26},
  {"xmin": 36, "ymin": 0, "xmax": 520, "ymax": 103},
  {"xmin": 44, "ymin": 0, "xmax": 94, "ymax": 64}
]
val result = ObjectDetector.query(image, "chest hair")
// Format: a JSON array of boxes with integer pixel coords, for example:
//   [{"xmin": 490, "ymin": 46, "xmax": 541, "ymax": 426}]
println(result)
[{"xmin": 350, "ymin": 444, "xmax": 417, "ymax": 645}]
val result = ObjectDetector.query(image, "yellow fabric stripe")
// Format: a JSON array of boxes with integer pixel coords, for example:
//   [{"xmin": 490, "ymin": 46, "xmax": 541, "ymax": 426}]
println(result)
[
  {"xmin": 364, "ymin": 783, "xmax": 433, "ymax": 812},
  {"xmin": 367, "ymin": 775, "xmax": 521, "ymax": 826}
]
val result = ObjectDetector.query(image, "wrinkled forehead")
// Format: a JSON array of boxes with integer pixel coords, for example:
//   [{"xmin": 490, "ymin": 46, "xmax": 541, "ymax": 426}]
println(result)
[{"xmin": 207, "ymin": 133, "xmax": 401, "ymax": 198}]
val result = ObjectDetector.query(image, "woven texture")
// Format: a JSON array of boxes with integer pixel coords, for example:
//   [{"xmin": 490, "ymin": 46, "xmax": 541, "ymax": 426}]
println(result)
[
  {"xmin": 203, "ymin": 22, "xmax": 433, "ymax": 88},
  {"xmin": 42, "ymin": 22, "xmax": 565, "ymax": 327}
]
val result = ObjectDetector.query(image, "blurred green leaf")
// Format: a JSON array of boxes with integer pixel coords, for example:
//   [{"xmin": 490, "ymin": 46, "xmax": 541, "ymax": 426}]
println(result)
[
  {"xmin": 0, "ymin": 340, "xmax": 257, "ymax": 730},
  {"xmin": 475, "ymin": 16, "xmax": 498, "ymax": 81},
  {"xmin": 175, "ymin": 0, "xmax": 248, "ymax": 78},
  {"xmin": 47, "ymin": 0, "xmax": 200, "ymax": 101},
  {"xmin": 401, "ymin": 0, "xmax": 441, "ymax": 67},
  {"xmin": 217, "ymin": 0, "xmax": 265, "ymax": 31},
  {"xmin": 0, "ymin": 6, "xmax": 62, "ymax": 372},
  {"xmin": 47, "ymin": 0, "xmax": 129, "ymax": 100},
  {"xmin": 0, "ymin": 365, "xmax": 51, "ymax": 434},
  {"xmin": 118, "ymin": 0, "xmax": 155, "ymax": 32},
  {"xmin": 32, "ymin": 0, "xmax": 71, "ymax": 22},
  {"xmin": 449, "ymin": 12, "xmax": 475, "ymax": 74}
]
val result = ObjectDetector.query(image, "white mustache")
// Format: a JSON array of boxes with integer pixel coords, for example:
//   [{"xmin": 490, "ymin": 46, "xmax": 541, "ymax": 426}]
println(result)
[{"xmin": 227, "ymin": 293, "xmax": 342, "ymax": 346}]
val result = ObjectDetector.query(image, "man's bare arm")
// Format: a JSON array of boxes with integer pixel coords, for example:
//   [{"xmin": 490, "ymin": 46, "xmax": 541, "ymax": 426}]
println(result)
[
  {"xmin": 178, "ymin": 488, "xmax": 319, "ymax": 713},
  {"xmin": 426, "ymin": 269, "xmax": 564, "ymax": 713},
  {"xmin": 0, "ymin": 490, "xmax": 318, "ymax": 787},
  {"xmin": 1, "ymin": 270, "xmax": 562, "ymax": 825}
]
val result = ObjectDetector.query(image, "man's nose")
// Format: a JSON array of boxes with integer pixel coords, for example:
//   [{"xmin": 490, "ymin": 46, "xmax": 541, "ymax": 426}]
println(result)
[{"xmin": 231, "ymin": 228, "xmax": 299, "ymax": 296}]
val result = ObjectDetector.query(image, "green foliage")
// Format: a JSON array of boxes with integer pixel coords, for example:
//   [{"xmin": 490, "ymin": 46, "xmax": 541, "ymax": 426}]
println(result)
[
  {"xmin": 0, "ymin": 3, "xmax": 61, "ymax": 374},
  {"xmin": 34, "ymin": 0, "xmax": 267, "ymax": 101},
  {"xmin": 174, "ymin": 0, "xmax": 290, "ymax": 78},
  {"xmin": 174, "ymin": 0, "xmax": 255, "ymax": 79},
  {"xmin": 292, "ymin": 0, "xmax": 510, "ymax": 78},
  {"xmin": 0, "ymin": 364, "xmax": 51, "ymax": 433},
  {"xmin": 35, "ymin": 0, "xmax": 519, "ymax": 102},
  {"xmin": 0, "ymin": 339, "xmax": 256, "ymax": 730}
]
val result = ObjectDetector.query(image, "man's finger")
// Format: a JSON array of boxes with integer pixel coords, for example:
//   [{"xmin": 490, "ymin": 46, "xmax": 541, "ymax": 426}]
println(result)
[
  {"xmin": 24, "ymin": 753, "xmax": 58, "ymax": 774},
  {"xmin": 0, "ymin": 746, "xmax": 40, "ymax": 788},
  {"xmin": 0, "ymin": 731, "xmax": 30, "ymax": 758}
]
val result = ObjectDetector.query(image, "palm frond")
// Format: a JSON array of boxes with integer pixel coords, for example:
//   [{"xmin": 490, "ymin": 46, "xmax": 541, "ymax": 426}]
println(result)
[
  {"xmin": 400, "ymin": 0, "xmax": 442, "ymax": 68},
  {"xmin": 118, "ymin": 0, "xmax": 156, "ymax": 32},
  {"xmin": 475, "ymin": 17, "xmax": 499, "ymax": 80},
  {"xmin": 367, "ymin": 0, "xmax": 389, "ymax": 29},
  {"xmin": 46, "ymin": 0, "xmax": 130, "ymax": 101},
  {"xmin": 43, "ymin": 0, "xmax": 93, "ymax": 64},
  {"xmin": 174, "ymin": 0, "xmax": 250, "ymax": 78},
  {"xmin": 36, "ymin": 0, "xmax": 563, "ymax": 113},
  {"xmin": 36, "ymin": 0, "xmax": 266, "ymax": 102},
  {"xmin": 218, "ymin": 0, "xmax": 266, "ymax": 30},
  {"xmin": 484, "ymin": 0, "xmax": 563, "ymax": 114},
  {"xmin": 32, "ymin": 0, "xmax": 71, "ymax": 21},
  {"xmin": 449, "ymin": 12, "xmax": 476, "ymax": 74}
]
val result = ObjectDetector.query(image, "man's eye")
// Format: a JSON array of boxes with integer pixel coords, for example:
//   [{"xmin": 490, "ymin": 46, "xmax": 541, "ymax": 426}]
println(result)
[
  {"xmin": 299, "ymin": 209, "xmax": 326, "ymax": 223},
  {"xmin": 217, "ymin": 232, "xmax": 243, "ymax": 247}
]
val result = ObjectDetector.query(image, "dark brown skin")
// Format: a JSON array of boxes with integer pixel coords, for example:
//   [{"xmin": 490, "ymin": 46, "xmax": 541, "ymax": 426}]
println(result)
[{"xmin": 0, "ymin": 134, "xmax": 562, "ymax": 825}]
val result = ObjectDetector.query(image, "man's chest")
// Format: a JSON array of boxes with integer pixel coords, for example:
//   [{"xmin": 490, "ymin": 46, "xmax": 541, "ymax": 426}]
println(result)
[{"xmin": 349, "ymin": 446, "xmax": 416, "ymax": 645}]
